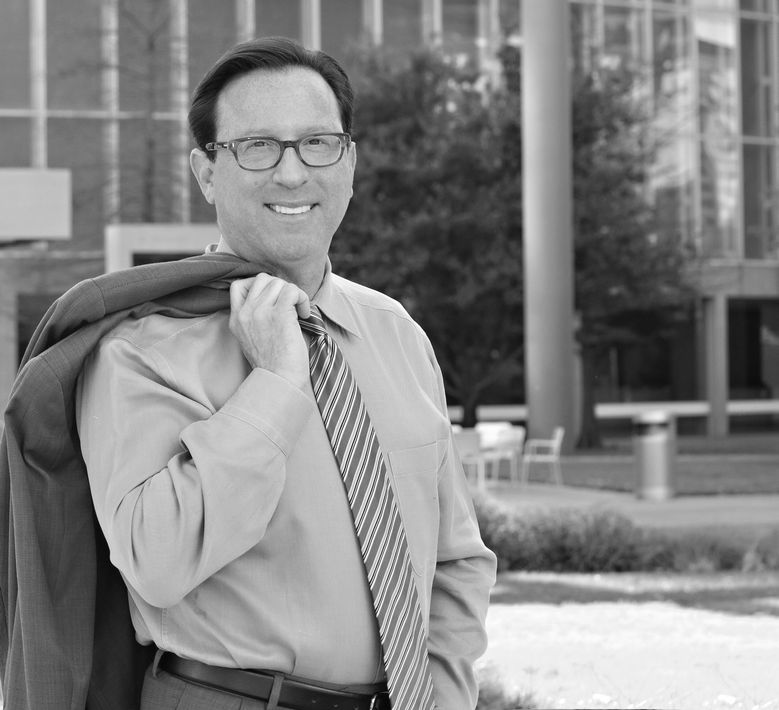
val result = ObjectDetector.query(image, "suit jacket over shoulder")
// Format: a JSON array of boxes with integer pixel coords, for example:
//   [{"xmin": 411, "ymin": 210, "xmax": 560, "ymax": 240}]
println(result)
[{"xmin": 0, "ymin": 252, "xmax": 261, "ymax": 710}]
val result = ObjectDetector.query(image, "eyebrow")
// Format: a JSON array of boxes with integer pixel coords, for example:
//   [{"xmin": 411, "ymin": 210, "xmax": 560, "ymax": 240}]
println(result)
[{"xmin": 228, "ymin": 125, "xmax": 344, "ymax": 138}]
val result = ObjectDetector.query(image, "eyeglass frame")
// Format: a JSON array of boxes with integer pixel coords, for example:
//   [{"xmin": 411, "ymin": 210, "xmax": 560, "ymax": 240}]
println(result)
[{"xmin": 204, "ymin": 132, "xmax": 352, "ymax": 171}]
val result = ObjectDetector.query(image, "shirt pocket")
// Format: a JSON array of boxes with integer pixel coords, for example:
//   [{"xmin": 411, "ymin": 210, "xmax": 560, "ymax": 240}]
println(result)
[{"xmin": 386, "ymin": 441, "xmax": 443, "ymax": 577}]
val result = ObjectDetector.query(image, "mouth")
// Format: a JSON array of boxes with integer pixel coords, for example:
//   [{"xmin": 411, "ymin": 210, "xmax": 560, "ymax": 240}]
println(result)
[{"xmin": 266, "ymin": 203, "xmax": 315, "ymax": 215}]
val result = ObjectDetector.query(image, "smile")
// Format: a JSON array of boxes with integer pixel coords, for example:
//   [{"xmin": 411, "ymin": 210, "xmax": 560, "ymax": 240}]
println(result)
[{"xmin": 267, "ymin": 204, "xmax": 314, "ymax": 215}]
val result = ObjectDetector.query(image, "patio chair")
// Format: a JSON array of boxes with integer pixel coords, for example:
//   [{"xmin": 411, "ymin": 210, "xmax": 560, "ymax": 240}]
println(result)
[
  {"xmin": 520, "ymin": 426, "xmax": 565, "ymax": 485},
  {"xmin": 481, "ymin": 425, "xmax": 526, "ymax": 483},
  {"xmin": 452, "ymin": 426, "xmax": 486, "ymax": 490}
]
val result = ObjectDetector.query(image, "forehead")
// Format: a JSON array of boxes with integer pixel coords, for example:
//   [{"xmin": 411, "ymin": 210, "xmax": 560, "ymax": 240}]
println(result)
[{"xmin": 215, "ymin": 66, "xmax": 342, "ymax": 136}]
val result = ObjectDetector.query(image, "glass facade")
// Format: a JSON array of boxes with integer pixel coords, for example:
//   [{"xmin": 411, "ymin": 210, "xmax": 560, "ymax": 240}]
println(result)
[
  {"xmin": 0, "ymin": 0, "xmax": 777, "ymax": 260},
  {"xmin": 0, "ymin": 0, "xmax": 779, "ymax": 409},
  {"xmin": 570, "ymin": 0, "xmax": 779, "ymax": 261}
]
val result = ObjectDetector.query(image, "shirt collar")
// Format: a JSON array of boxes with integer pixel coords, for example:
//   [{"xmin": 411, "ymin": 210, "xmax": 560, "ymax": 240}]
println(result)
[
  {"xmin": 312, "ymin": 260, "xmax": 362, "ymax": 339},
  {"xmin": 207, "ymin": 243, "xmax": 361, "ymax": 338}
]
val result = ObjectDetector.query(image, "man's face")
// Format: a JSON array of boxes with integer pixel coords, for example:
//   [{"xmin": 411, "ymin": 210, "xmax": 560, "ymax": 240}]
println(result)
[{"xmin": 191, "ymin": 66, "xmax": 356, "ymax": 281}]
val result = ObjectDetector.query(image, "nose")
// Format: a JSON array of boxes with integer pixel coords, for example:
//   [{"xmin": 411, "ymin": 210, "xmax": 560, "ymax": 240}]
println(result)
[{"xmin": 272, "ymin": 145, "xmax": 309, "ymax": 187}]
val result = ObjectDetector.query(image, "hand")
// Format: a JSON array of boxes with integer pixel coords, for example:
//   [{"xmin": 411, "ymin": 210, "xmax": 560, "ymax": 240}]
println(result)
[{"xmin": 229, "ymin": 274, "xmax": 312, "ymax": 389}]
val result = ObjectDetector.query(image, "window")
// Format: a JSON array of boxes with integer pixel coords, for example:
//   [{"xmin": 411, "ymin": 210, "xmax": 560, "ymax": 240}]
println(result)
[
  {"xmin": 118, "ymin": 0, "xmax": 173, "ymax": 112},
  {"xmin": 119, "ymin": 118, "xmax": 178, "ymax": 224},
  {"xmin": 0, "ymin": 0, "xmax": 30, "ymax": 108},
  {"xmin": 696, "ymin": 9, "xmax": 740, "ymax": 255},
  {"xmin": 47, "ymin": 119, "xmax": 104, "ymax": 249},
  {"xmin": 442, "ymin": 0, "xmax": 478, "ymax": 65},
  {"xmin": 0, "ymin": 120, "xmax": 31, "ymax": 167},
  {"xmin": 740, "ymin": 17, "xmax": 775, "ymax": 137},
  {"xmin": 255, "ymin": 0, "xmax": 301, "ymax": 40},
  {"xmin": 385, "ymin": 0, "xmax": 423, "ymax": 50},
  {"xmin": 189, "ymin": 0, "xmax": 236, "ymax": 97},
  {"xmin": 602, "ymin": 4, "xmax": 646, "ymax": 70},
  {"xmin": 743, "ymin": 144, "xmax": 777, "ymax": 258},
  {"xmin": 47, "ymin": 0, "xmax": 102, "ymax": 109},
  {"xmin": 322, "ymin": 0, "xmax": 362, "ymax": 59}
]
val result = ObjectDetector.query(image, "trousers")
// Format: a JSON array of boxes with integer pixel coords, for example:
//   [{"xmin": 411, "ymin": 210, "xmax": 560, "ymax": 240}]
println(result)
[{"xmin": 140, "ymin": 664, "xmax": 274, "ymax": 710}]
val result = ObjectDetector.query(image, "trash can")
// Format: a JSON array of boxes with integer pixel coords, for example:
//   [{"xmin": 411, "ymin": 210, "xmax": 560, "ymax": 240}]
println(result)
[{"xmin": 633, "ymin": 410, "xmax": 675, "ymax": 501}]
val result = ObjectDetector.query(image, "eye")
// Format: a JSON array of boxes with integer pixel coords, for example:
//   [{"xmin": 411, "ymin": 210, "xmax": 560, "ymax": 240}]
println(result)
[{"xmin": 245, "ymin": 138, "xmax": 274, "ymax": 149}]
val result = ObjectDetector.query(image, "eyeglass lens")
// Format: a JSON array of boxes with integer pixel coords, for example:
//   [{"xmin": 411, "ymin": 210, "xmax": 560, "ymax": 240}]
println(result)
[{"xmin": 236, "ymin": 134, "xmax": 344, "ymax": 169}]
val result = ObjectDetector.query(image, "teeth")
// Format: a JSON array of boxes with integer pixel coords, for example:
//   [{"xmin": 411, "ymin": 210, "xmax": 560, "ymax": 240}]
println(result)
[{"xmin": 269, "ymin": 204, "xmax": 313, "ymax": 215}]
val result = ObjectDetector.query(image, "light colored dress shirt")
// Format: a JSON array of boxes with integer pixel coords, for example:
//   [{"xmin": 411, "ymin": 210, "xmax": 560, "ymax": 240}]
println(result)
[{"xmin": 76, "ymin": 259, "xmax": 496, "ymax": 709}]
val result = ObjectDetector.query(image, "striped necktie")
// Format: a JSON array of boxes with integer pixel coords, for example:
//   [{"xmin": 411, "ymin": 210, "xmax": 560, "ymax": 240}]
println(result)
[{"xmin": 299, "ymin": 307, "xmax": 436, "ymax": 710}]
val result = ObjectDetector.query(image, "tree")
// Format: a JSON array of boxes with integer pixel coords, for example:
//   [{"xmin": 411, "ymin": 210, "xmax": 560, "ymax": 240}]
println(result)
[
  {"xmin": 333, "ymin": 48, "xmax": 523, "ymax": 428},
  {"xmin": 570, "ymin": 69, "xmax": 697, "ymax": 448},
  {"xmin": 338, "ymin": 45, "xmax": 697, "ymax": 444}
]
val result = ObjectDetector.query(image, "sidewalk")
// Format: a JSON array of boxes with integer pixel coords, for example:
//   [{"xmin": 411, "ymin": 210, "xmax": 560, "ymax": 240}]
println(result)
[{"xmin": 485, "ymin": 431, "xmax": 779, "ymax": 536}]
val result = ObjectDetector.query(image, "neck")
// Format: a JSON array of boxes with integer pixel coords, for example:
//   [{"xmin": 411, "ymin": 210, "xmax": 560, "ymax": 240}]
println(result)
[{"xmin": 214, "ymin": 237, "xmax": 327, "ymax": 298}]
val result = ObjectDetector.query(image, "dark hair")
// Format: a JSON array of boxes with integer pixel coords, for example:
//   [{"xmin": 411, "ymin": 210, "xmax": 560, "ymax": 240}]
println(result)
[{"xmin": 188, "ymin": 36, "xmax": 354, "ymax": 155}]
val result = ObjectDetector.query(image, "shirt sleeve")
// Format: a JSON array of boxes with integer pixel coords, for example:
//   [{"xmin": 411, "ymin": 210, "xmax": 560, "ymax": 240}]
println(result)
[
  {"xmin": 425, "ymin": 345, "xmax": 498, "ymax": 709},
  {"xmin": 76, "ymin": 331, "xmax": 314, "ymax": 609}
]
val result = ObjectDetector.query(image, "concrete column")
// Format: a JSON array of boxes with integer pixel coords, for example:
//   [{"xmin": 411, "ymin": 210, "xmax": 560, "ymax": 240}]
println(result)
[
  {"xmin": 30, "ymin": 0, "xmax": 47, "ymax": 168},
  {"xmin": 705, "ymin": 294, "xmax": 729, "ymax": 436},
  {"xmin": 301, "ymin": 0, "xmax": 321, "ymax": 50},
  {"xmin": 101, "ymin": 0, "xmax": 120, "ymax": 224},
  {"xmin": 422, "ymin": 0, "xmax": 442, "ymax": 46},
  {"xmin": 170, "ymin": 0, "xmax": 190, "ymax": 222},
  {"xmin": 521, "ymin": 0, "xmax": 576, "ymax": 448},
  {"xmin": 362, "ymin": 0, "xmax": 383, "ymax": 45},
  {"xmin": 476, "ymin": 0, "xmax": 500, "ymax": 83},
  {"xmin": 235, "ymin": 0, "xmax": 255, "ymax": 43}
]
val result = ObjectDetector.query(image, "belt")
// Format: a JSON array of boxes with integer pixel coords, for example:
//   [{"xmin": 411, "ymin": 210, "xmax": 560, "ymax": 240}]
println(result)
[{"xmin": 157, "ymin": 652, "xmax": 391, "ymax": 710}]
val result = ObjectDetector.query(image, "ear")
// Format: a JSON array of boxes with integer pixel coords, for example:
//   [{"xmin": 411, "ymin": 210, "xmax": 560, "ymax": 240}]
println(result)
[
  {"xmin": 348, "ymin": 140, "xmax": 357, "ymax": 171},
  {"xmin": 347, "ymin": 141, "xmax": 357, "ymax": 198},
  {"xmin": 190, "ymin": 148, "xmax": 216, "ymax": 205}
]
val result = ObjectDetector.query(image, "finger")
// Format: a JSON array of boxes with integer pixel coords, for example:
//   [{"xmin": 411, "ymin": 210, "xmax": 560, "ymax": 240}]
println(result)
[
  {"xmin": 229, "ymin": 278, "xmax": 254, "ymax": 312},
  {"xmin": 247, "ymin": 273, "xmax": 294, "ymax": 306},
  {"xmin": 275, "ymin": 283, "xmax": 310, "ymax": 319}
]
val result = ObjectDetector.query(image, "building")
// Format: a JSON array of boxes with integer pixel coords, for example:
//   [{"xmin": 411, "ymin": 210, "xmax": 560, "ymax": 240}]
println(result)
[{"xmin": 1, "ymin": 0, "xmax": 778, "ymax": 433}]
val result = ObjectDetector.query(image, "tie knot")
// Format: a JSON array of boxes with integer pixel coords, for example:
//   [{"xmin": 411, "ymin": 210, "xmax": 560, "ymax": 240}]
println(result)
[{"xmin": 299, "ymin": 305, "xmax": 327, "ymax": 338}]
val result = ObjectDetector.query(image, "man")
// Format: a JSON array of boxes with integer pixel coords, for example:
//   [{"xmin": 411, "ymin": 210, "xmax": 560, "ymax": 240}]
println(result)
[{"xmin": 2, "ymin": 37, "xmax": 495, "ymax": 710}]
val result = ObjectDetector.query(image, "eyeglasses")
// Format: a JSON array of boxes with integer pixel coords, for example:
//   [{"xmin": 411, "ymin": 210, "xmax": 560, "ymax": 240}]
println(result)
[{"xmin": 205, "ymin": 132, "xmax": 351, "ymax": 171}]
